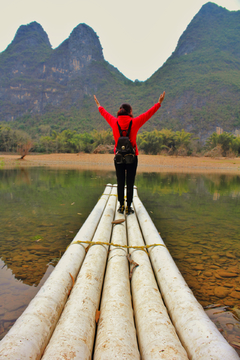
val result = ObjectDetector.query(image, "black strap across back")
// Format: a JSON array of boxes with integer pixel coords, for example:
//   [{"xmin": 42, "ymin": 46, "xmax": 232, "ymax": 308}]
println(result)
[{"xmin": 117, "ymin": 120, "xmax": 132, "ymax": 137}]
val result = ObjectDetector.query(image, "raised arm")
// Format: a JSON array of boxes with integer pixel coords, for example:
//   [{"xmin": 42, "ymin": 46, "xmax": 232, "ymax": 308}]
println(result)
[
  {"xmin": 134, "ymin": 91, "xmax": 166, "ymax": 127},
  {"xmin": 94, "ymin": 95, "xmax": 116, "ymax": 127},
  {"xmin": 94, "ymin": 95, "xmax": 100, "ymax": 108}
]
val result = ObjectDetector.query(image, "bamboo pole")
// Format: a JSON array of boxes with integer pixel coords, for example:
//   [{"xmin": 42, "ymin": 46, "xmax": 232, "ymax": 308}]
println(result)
[
  {"xmin": 0, "ymin": 184, "xmax": 112, "ymax": 360},
  {"xmin": 41, "ymin": 185, "xmax": 118, "ymax": 360},
  {"xmin": 133, "ymin": 188, "xmax": 239, "ymax": 360},
  {"xmin": 127, "ymin": 204, "xmax": 189, "ymax": 359},
  {"xmin": 93, "ymin": 203, "xmax": 140, "ymax": 360}
]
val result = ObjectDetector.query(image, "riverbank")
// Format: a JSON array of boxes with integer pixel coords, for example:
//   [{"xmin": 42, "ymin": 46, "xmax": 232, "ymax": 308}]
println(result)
[{"xmin": 1, "ymin": 153, "xmax": 240, "ymax": 174}]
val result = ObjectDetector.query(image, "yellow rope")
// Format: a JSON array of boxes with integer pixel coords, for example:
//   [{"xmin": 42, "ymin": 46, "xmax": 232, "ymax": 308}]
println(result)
[{"xmin": 71, "ymin": 240, "xmax": 166, "ymax": 253}]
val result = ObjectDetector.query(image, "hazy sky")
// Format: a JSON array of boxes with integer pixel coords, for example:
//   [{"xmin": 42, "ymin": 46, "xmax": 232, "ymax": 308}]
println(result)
[{"xmin": 1, "ymin": 0, "xmax": 240, "ymax": 81}]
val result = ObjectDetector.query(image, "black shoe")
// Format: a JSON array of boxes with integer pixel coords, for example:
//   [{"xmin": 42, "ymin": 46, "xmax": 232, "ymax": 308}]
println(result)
[
  {"xmin": 117, "ymin": 205, "xmax": 125, "ymax": 214},
  {"xmin": 126, "ymin": 206, "xmax": 134, "ymax": 215}
]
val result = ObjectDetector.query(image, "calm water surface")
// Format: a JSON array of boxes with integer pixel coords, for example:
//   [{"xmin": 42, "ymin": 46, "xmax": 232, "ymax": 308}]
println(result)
[{"xmin": 0, "ymin": 167, "xmax": 240, "ymax": 353}]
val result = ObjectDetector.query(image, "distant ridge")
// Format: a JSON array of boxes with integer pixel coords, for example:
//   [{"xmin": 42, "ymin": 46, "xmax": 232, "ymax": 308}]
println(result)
[
  {"xmin": 0, "ymin": 2, "xmax": 240, "ymax": 140},
  {"xmin": 146, "ymin": 2, "xmax": 240, "ymax": 137}
]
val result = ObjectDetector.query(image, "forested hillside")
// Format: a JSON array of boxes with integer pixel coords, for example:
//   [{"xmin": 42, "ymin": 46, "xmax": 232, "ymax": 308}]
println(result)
[{"xmin": 0, "ymin": 2, "xmax": 240, "ymax": 141}]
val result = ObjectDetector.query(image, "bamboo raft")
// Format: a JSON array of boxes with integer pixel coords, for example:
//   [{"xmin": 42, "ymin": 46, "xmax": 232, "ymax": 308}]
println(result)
[{"xmin": 0, "ymin": 184, "xmax": 239, "ymax": 360}]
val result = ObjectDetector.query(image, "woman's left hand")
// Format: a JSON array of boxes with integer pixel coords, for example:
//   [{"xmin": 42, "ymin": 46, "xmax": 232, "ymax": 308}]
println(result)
[{"xmin": 94, "ymin": 95, "xmax": 100, "ymax": 108}]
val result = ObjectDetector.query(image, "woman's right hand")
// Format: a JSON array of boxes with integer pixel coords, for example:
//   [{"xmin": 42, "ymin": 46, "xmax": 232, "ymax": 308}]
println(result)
[
  {"xmin": 94, "ymin": 95, "xmax": 100, "ymax": 108},
  {"xmin": 158, "ymin": 91, "xmax": 165, "ymax": 104}
]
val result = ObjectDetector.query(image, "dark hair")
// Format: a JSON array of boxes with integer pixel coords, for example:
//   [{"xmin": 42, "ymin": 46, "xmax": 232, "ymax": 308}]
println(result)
[{"xmin": 117, "ymin": 103, "xmax": 133, "ymax": 117}]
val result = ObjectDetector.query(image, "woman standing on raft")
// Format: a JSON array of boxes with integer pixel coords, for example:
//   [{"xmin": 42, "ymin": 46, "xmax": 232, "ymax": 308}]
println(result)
[{"xmin": 94, "ymin": 91, "xmax": 165, "ymax": 215}]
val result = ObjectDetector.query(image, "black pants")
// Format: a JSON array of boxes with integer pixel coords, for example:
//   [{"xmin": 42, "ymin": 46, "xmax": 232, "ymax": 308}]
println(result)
[{"xmin": 114, "ymin": 156, "xmax": 138, "ymax": 207}]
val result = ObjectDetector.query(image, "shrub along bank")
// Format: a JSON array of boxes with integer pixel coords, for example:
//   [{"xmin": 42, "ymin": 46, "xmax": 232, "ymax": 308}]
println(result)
[{"xmin": 0, "ymin": 124, "xmax": 240, "ymax": 157}]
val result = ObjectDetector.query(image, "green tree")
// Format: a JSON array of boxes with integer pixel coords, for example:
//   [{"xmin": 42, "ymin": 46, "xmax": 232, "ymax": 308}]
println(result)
[
  {"xmin": 91, "ymin": 129, "xmax": 114, "ymax": 148},
  {"xmin": 205, "ymin": 131, "xmax": 239, "ymax": 156},
  {"xmin": 206, "ymin": 132, "xmax": 218, "ymax": 149},
  {"xmin": 174, "ymin": 130, "xmax": 192, "ymax": 148},
  {"xmin": 218, "ymin": 132, "xmax": 234, "ymax": 156},
  {"xmin": 137, "ymin": 130, "xmax": 163, "ymax": 154},
  {"xmin": 230, "ymin": 136, "xmax": 240, "ymax": 155},
  {"xmin": 0, "ymin": 125, "xmax": 32, "ymax": 153}
]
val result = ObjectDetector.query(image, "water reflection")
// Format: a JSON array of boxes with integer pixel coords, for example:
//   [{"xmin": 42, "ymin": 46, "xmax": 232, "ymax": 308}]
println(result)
[
  {"xmin": 0, "ymin": 168, "xmax": 116, "ymax": 286},
  {"xmin": 137, "ymin": 172, "xmax": 240, "ymax": 198},
  {"xmin": 137, "ymin": 172, "xmax": 240, "ymax": 355},
  {"xmin": 0, "ymin": 168, "xmax": 239, "ymax": 352},
  {"xmin": 137, "ymin": 173, "xmax": 240, "ymax": 305}
]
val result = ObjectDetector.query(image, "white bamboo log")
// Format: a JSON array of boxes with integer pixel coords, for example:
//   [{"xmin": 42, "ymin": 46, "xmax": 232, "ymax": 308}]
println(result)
[
  {"xmin": 0, "ymin": 184, "xmax": 112, "ymax": 360},
  {"xmin": 93, "ymin": 202, "xmax": 140, "ymax": 360},
  {"xmin": 41, "ymin": 185, "xmax": 118, "ymax": 360},
  {"xmin": 133, "ymin": 188, "xmax": 239, "ymax": 360},
  {"xmin": 127, "ymin": 205, "xmax": 189, "ymax": 359}
]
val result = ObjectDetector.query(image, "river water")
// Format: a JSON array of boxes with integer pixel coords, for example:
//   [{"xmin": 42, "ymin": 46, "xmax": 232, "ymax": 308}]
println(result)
[{"xmin": 0, "ymin": 167, "xmax": 240, "ymax": 353}]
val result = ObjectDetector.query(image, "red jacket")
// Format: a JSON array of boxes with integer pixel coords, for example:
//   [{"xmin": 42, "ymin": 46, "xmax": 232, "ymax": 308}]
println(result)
[{"xmin": 98, "ymin": 103, "xmax": 161, "ymax": 155}]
